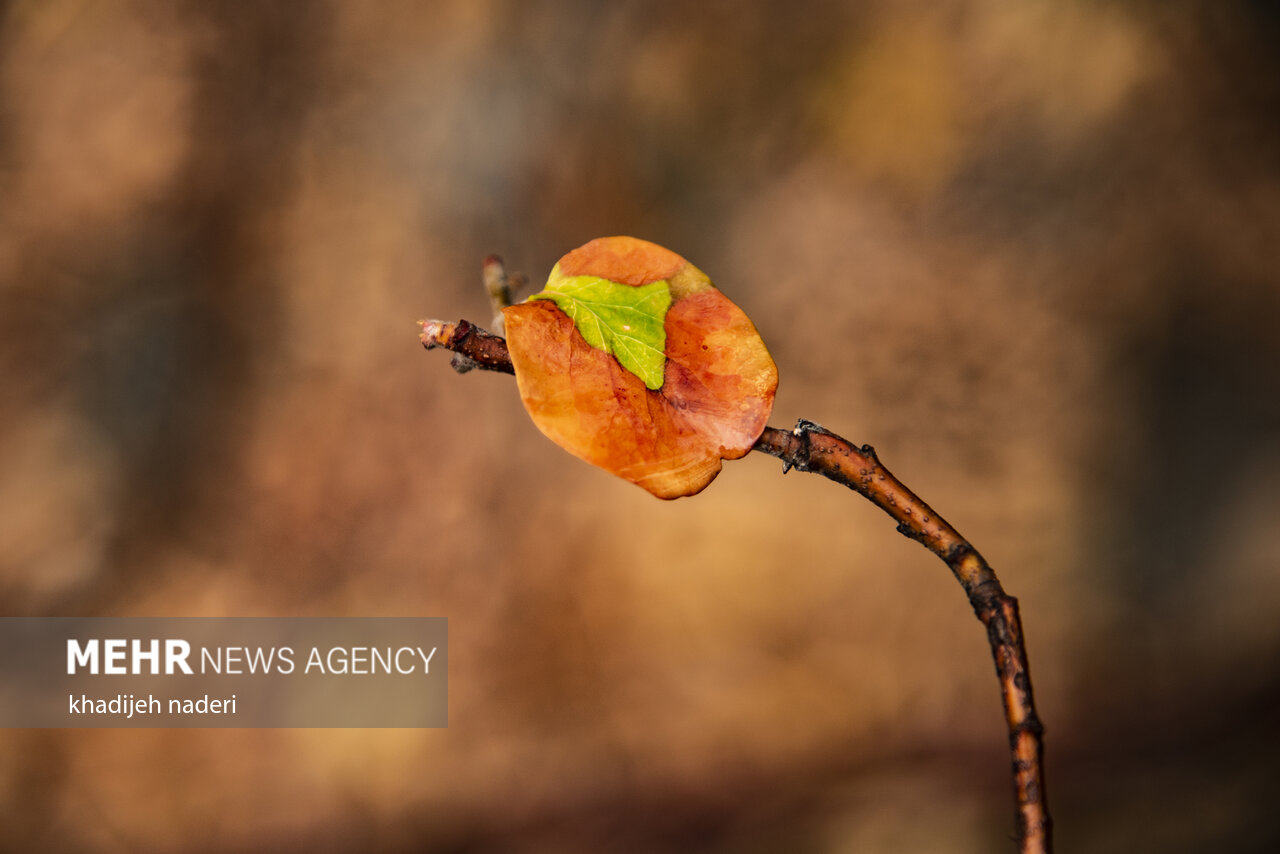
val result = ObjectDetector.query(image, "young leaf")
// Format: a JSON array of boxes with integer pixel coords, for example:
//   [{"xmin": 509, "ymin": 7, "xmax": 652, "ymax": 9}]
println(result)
[
  {"xmin": 531, "ymin": 275, "xmax": 671, "ymax": 390},
  {"xmin": 504, "ymin": 236, "xmax": 778, "ymax": 499}
]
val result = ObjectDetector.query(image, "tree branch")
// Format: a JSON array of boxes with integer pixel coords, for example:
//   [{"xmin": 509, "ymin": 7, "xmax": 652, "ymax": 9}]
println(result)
[
  {"xmin": 752, "ymin": 422, "xmax": 1051, "ymax": 853},
  {"xmin": 419, "ymin": 318, "xmax": 514, "ymax": 376},
  {"xmin": 418, "ymin": 316, "xmax": 1052, "ymax": 854}
]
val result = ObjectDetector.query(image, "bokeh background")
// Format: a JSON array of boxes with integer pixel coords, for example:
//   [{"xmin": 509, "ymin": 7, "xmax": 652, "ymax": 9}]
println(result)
[{"xmin": 3, "ymin": 1, "xmax": 1279, "ymax": 851}]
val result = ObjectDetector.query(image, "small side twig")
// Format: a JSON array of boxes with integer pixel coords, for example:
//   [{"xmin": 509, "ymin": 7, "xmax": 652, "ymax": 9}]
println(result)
[
  {"xmin": 482, "ymin": 254, "xmax": 513, "ymax": 334},
  {"xmin": 417, "ymin": 316, "xmax": 1052, "ymax": 854}
]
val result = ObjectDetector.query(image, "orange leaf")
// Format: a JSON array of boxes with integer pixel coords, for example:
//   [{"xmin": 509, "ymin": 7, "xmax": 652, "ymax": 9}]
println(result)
[{"xmin": 503, "ymin": 237, "xmax": 778, "ymax": 498}]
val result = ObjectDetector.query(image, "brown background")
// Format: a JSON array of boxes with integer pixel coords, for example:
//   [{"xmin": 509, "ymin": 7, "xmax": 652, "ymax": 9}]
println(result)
[{"xmin": 2, "ymin": 1, "xmax": 1278, "ymax": 851}]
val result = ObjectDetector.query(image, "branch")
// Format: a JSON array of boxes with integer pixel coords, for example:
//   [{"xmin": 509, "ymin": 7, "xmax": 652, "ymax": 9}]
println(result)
[
  {"xmin": 753, "ymin": 422, "xmax": 1051, "ymax": 853},
  {"xmin": 419, "ymin": 318, "xmax": 514, "ymax": 376},
  {"xmin": 418, "ymin": 316, "xmax": 1052, "ymax": 854}
]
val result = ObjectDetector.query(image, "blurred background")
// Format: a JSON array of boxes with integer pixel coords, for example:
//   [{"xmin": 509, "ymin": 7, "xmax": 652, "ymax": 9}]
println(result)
[{"xmin": 2, "ymin": 1, "xmax": 1279, "ymax": 851}]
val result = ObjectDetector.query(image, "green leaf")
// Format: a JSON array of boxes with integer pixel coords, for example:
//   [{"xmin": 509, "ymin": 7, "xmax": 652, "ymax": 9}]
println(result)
[{"xmin": 531, "ymin": 273, "xmax": 672, "ymax": 390}]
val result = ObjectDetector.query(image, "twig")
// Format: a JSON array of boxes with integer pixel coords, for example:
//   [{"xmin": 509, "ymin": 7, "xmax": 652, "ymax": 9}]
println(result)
[
  {"xmin": 419, "ymin": 318, "xmax": 514, "ymax": 376},
  {"xmin": 753, "ymin": 422, "xmax": 1051, "ymax": 853},
  {"xmin": 417, "ymin": 317, "xmax": 1052, "ymax": 854},
  {"xmin": 482, "ymin": 254, "xmax": 514, "ymax": 334}
]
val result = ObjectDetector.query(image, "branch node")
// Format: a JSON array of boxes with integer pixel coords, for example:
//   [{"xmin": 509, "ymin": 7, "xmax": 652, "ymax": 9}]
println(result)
[
  {"xmin": 793, "ymin": 417, "xmax": 832, "ymax": 437},
  {"xmin": 785, "ymin": 418, "xmax": 834, "ymax": 473},
  {"xmin": 1012, "ymin": 713, "xmax": 1045, "ymax": 741},
  {"xmin": 967, "ymin": 578, "xmax": 1006, "ymax": 616}
]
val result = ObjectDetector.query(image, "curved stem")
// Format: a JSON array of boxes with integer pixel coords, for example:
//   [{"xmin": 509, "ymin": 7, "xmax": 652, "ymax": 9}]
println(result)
[
  {"xmin": 419, "ymin": 317, "xmax": 1052, "ymax": 853},
  {"xmin": 753, "ymin": 422, "xmax": 1051, "ymax": 853}
]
